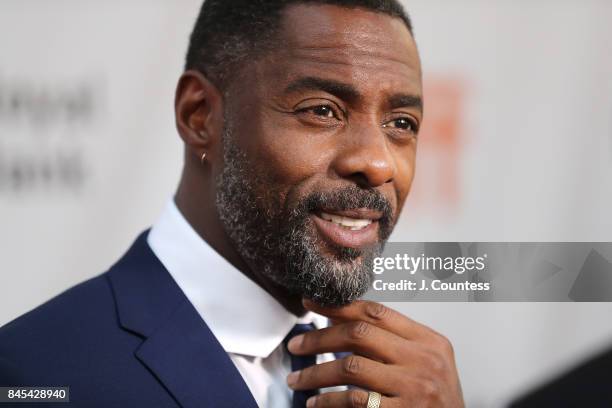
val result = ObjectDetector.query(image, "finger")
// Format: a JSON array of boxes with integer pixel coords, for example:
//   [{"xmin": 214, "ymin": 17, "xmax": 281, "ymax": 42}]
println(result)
[
  {"xmin": 288, "ymin": 320, "xmax": 420, "ymax": 364},
  {"xmin": 306, "ymin": 390, "xmax": 398, "ymax": 408},
  {"xmin": 304, "ymin": 299, "xmax": 435, "ymax": 341},
  {"xmin": 310, "ymin": 377, "xmax": 455, "ymax": 408},
  {"xmin": 287, "ymin": 355, "xmax": 402, "ymax": 395}
]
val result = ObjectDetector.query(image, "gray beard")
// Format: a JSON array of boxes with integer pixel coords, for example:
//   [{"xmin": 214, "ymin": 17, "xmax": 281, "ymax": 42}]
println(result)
[{"xmin": 214, "ymin": 127, "xmax": 392, "ymax": 307}]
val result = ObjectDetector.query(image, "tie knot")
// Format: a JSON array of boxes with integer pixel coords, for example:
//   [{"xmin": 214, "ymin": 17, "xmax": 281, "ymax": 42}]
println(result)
[
  {"xmin": 284, "ymin": 323, "xmax": 315, "ymax": 347},
  {"xmin": 283, "ymin": 323, "xmax": 319, "ymax": 407}
]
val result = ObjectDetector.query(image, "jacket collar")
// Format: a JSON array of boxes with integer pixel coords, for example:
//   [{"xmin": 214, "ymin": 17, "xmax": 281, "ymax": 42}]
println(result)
[{"xmin": 107, "ymin": 231, "xmax": 258, "ymax": 408}]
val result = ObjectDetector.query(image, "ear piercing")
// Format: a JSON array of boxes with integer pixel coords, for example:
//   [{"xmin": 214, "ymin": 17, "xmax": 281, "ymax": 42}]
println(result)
[{"xmin": 198, "ymin": 130, "xmax": 207, "ymax": 164}]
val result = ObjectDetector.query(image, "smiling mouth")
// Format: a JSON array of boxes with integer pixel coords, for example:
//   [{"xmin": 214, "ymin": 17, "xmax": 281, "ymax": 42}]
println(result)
[
  {"xmin": 311, "ymin": 209, "xmax": 382, "ymax": 250},
  {"xmin": 320, "ymin": 211, "xmax": 374, "ymax": 231}
]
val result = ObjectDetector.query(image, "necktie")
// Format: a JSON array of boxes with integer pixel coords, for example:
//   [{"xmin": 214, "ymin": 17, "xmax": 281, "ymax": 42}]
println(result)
[{"xmin": 284, "ymin": 323, "xmax": 319, "ymax": 408}]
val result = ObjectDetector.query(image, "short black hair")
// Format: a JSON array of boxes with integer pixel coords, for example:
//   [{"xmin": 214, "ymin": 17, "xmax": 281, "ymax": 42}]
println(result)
[{"xmin": 185, "ymin": 0, "xmax": 413, "ymax": 89}]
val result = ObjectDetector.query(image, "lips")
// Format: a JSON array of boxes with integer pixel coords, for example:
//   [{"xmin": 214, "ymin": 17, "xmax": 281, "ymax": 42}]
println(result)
[{"xmin": 311, "ymin": 208, "xmax": 381, "ymax": 249}]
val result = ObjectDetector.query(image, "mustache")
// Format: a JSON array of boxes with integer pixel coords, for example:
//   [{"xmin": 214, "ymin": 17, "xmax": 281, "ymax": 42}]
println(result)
[{"xmin": 298, "ymin": 185, "xmax": 395, "ymax": 239}]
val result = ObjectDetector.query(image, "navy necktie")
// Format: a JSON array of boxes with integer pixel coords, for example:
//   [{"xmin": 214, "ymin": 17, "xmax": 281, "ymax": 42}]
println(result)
[{"xmin": 284, "ymin": 323, "xmax": 319, "ymax": 408}]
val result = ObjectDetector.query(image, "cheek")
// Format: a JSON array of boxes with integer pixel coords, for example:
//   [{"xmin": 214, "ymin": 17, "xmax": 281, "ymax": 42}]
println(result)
[
  {"xmin": 241, "ymin": 116, "xmax": 335, "ymax": 186},
  {"xmin": 393, "ymin": 143, "xmax": 418, "ymax": 205}
]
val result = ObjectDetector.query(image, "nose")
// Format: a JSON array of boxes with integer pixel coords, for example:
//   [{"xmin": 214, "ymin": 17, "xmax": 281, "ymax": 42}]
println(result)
[{"xmin": 330, "ymin": 122, "xmax": 396, "ymax": 188}]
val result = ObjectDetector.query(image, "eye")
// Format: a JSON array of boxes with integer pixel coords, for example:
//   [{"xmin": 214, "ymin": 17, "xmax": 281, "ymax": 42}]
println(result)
[
  {"xmin": 303, "ymin": 105, "xmax": 336, "ymax": 118},
  {"xmin": 382, "ymin": 117, "xmax": 419, "ymax": 133},
  {"xmin": 293, "ymin": 101, "xmax": 343, "ymax": 129}
]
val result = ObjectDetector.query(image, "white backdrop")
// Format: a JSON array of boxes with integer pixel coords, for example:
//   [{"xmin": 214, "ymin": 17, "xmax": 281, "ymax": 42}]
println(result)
[{"xmin": 1, "ymin": 1, "xmax": 612, "ymax": 406}]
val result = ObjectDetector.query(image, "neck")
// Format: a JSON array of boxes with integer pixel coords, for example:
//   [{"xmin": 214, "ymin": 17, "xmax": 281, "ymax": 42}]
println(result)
[{"xmin": 174, "ymin": 171, "xmax": 306, "ymax": 317}]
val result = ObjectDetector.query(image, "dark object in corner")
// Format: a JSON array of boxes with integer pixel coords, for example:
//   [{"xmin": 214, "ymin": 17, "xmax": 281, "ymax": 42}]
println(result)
[{"xmin": 510, "ymin": 346, "xmax": 612, "ymax": 408}]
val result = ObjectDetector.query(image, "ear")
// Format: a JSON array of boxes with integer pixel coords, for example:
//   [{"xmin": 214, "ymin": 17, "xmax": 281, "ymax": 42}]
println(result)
[{"xmin": 174, "ymin": 70, "xmax": 224, "ymax": 164}]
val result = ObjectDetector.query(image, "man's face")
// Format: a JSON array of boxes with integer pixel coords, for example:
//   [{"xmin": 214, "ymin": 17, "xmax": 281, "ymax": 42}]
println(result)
[{"xmin": 215, "ymin": 4, "xmax": 422, "ymax": 306}]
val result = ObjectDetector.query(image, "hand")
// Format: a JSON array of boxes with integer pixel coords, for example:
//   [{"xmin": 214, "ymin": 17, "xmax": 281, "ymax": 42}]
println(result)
[{"xmin": 286, "ymin": 299, "xmax": 464, "ymax": 408}]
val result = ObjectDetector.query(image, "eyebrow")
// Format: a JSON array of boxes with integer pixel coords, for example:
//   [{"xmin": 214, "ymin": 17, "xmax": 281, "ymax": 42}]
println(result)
[
  {"xmin": 284, "ymin": 76, "xmax": 423, "ymax": 113},
  {"xmin": 388, "ymin": 94, "xmax": 423, "ymax": 112},
  {"xmin": 285, "ymin": 76, "xmax": 360, "ymax": 103}
]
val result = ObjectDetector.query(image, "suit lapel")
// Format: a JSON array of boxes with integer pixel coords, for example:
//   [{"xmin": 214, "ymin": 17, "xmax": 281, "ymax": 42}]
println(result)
[
  {"xmin": 135, "ymin": 300, "xmax": 258, "ymax": 408},
  {"xmin": 107, "ymin": 231, "xmax": 258, "ymax": 408}
]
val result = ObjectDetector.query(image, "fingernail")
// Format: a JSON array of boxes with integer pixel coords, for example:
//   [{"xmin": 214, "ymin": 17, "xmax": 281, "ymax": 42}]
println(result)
[
  {"xmin": 306, "ymin": 396, "xmax": 316, "ymax": 407},
  {"xmin": 287, "ymin": 334, "xmax": 304, "ymax": 352},
  {"xmin": 287, "ymin": 370, "xmax": 300, "ymax": 387}
]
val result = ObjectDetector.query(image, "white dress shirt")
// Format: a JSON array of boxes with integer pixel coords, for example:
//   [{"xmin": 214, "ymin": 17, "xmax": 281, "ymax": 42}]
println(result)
[{"xmin": 147, "ymin": 200, "xmax": 343, "ymax": 408}]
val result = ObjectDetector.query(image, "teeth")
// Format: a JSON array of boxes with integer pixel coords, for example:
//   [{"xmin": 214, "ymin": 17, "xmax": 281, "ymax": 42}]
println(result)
[{"xmin": 320, "ymin": 212, "xmax": 373, "ymax": 230}]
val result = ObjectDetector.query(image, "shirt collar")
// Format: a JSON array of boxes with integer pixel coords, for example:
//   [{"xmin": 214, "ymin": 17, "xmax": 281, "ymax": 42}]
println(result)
[{"xmin": 147, "ymin": 199, "xmax": 327, "ymax": 358}]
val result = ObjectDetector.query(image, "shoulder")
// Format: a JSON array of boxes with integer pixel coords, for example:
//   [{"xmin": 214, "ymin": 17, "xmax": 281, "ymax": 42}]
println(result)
[
  {"xmin": 0, "ymin": 273, "xmax": 124, "ymax": 384},
  {"xmin": 0, "ymin": 272, "xmax": 114, "ymax": 336}
]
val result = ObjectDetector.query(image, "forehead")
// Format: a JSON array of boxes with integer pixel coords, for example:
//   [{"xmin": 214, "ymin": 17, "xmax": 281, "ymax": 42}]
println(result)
[{"xmin": 263, "ymin": 3, "xmax": 422, "ymax": 94}]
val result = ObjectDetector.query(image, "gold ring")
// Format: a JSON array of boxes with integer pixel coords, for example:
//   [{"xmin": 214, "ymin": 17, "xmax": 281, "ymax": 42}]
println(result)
[
  {"xmin": 200, "ymin": 152, "xmax": 207, "ymax": 164},
  {"xmin": 367, "ymin": 391, "xmax": 382, "ymax": 408}
]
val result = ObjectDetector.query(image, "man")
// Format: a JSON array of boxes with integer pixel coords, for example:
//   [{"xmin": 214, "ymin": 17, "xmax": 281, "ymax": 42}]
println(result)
[{"xmin": 0, "ymin": 1, "xmax": 464, "ymax": 407}]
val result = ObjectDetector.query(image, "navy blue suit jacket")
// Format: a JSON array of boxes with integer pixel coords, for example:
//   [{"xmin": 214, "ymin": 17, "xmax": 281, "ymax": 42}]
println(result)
[{"xmin": 0, "ymin": 231, "xmax": 259, "ymax": 407}]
